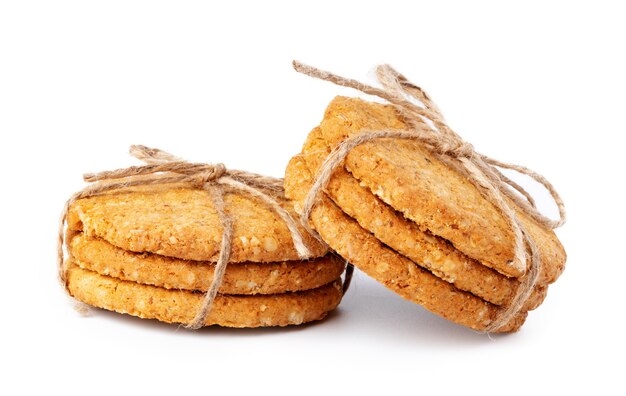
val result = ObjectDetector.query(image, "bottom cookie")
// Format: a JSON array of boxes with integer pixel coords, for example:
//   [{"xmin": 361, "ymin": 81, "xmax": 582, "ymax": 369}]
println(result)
[
  {"xmin": 67, "ymin": 264, "xmax": 343, "ymax": 328},
  {"xmin": 285, "ymin": 155, "xmax": 527, "ymax": 332}
]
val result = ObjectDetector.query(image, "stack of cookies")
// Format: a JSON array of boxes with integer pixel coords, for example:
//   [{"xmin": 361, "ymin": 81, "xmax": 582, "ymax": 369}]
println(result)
[
  {"xmin": 63, "ymin": 183, "xmax": 345, "ymax": 328},
  {"xmin": 285, "ymin": 96, "xmax": 566, "ymax": 332}
]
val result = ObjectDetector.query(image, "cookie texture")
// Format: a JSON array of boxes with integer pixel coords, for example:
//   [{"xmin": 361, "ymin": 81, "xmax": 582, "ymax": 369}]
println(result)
[
  {"xmin": 67, "ymin": 184, "xmax": 327, "ymax": 262},
  {"xmin": 318, "ymin": 96, "xmax": 566, "ymax": 280},
  {"xmin": 67, "ymin": 264, "xmax": 343, "ymax": 328},
  {"xmin": 70, "ymin": 233, "xmax": 345, "ymax": 294},
  {"xmin": 285, "ymin": 155, "xmax": 526, "ymax": 332},
  {"xmin": 300, "ymin": 126, "xmax": 546, "ymax": 309}
]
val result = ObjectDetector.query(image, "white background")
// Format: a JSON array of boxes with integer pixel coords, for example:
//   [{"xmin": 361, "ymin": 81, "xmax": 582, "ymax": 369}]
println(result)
[{"xmin": 1, "ymin": 1, "xmax": 624, "ymax": 395}]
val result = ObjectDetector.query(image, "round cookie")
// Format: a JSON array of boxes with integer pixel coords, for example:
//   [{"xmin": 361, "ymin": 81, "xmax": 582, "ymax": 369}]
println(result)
[
  {"xmin": 285, "ymin": 155, "xmax": 527, "ymax": 332},
  {"xmin": 67, "ymin": 264, "xmax": 343, "ymax": 328},
  {"xmin": 67, "ymin": 183, "xmax": 327, "ymax": 263},
  {"xmin": 299, "ymin": 126, "xmax": 547, "ymax": 309},
  {"xmin": 318, "ymin": 96, "xmax": 566, "ymax": 280},
  {"xmin": 70, "ymin": 233, "xmax": 345, "ymax": 294}
]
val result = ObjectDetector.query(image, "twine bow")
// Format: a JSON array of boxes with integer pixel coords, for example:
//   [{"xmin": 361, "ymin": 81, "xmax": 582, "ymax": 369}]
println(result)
[
  {"xmin": 293, "ymin": 61, "xmax": 566, "ymax": 332},
  {"xmin": 58, "ymin": 145, "xmax": 318, "ymax": 329}
]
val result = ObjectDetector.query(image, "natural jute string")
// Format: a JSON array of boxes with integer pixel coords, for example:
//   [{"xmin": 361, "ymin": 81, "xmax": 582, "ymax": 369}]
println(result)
[
  {"xmin": 58, "ymin": 145, "xmax": 347, "ymax": 330},
  {"xmin": 293, "ymin": 61, "xmax": 566, "ymax": 332}
]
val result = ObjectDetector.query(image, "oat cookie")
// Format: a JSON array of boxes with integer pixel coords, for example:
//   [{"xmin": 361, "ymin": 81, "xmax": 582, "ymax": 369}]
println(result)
[
  {"xmin": 67, "ymin": 263, "xmax": 343, "ymax": 328},
  {"xmin": 300, "ymin": 126, "xmax": 546, "ymax": 309},
  {"xmin": 318, "ymin": 96, "xmax": 566, "ymax": 280},
  {"xmin": 285, "ymin": 155, "xmax": 526, "ymax": 332},
  {"xmin": 70, "ymin": 233, "xmax": 345, "ymax": 294},
  {"xmin": 67, "ymin": 184, "xmax": 327, "ymax": 262}
]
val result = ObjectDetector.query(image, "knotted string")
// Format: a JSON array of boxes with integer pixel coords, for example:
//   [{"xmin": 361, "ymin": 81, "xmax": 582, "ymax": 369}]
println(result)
[
  {"xmin": 58, "ymin": 145, "xmax": 320, "ymax": 329},
  {"xmin": 292, "ymin": 61, "xmax": 566, "ymax": 332}
]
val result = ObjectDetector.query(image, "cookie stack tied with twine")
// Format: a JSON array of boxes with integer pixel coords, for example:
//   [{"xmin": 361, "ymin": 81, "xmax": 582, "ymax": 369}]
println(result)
[
  {"xmin": 59, "ymin": 145, "xmax": 347, "ymax": 329},
  {"xmin": 285, "ymin": 61, "xmax": 567, "ymax": 333}
]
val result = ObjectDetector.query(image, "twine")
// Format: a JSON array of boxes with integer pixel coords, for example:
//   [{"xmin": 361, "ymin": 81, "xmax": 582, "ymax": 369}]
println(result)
[
  {"xmin": 292, "ymin": 61, "xmax": 566, "ymax": 332},
  {"xmin": 58, "ymin": 145, "xmax": 340, "ymax": 330}
]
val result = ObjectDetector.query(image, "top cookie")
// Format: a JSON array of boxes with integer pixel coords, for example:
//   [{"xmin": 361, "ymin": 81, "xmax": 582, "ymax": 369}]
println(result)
[
  {"xmin": 67, "ymin": 183, "xmax": 327, "ymax": 262},
  {"xmin": 318, "ymin": 96, "xmax": 566, "ymax": 278}
]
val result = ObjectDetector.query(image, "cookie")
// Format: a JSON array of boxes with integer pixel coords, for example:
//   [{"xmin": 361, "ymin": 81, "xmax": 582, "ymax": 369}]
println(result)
[
  {"xmin": 318, "ymin": 96, "xmax": 566, "ymax": 280},
  {"xmin": 67, "ymin": 183, "xmax": 327, "ymax": 262},
  {"xmin": 66, "ymin": 263, "xmax": 343, "ymax": 328},
  {"xmin": 300, "ymin": 126, "xmax": 546, "ymax": 309},
  {"xmin": 285, "ymin": 155, "xmax": 527, "ymax": 332},
  {"xmin": 70, "ymin": 233, "xmax": 345, "ymax": 294}
]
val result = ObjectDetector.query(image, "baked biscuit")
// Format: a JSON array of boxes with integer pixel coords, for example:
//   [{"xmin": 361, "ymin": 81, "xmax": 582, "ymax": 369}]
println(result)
[
  {"xmin": 67, "ymin": 184, "xmax": 327, "ymax": 262},
  {"xmin": 318, "ymin": 96, "xmax": 566, "ymax": 280},
  {"xmin": 285, "ymin": 155, "xmax": 526, "ymax": 332},
  {"xmin": 300, "ymin": 126, "xmax": 546, "ymax": 309},
  {"xmin": 67, "ymin": 263, "xmax": 343, "ymax": 328},
  {"xmin": 70, "ymin": 233, "xmax": 345, "ymax": 294}
]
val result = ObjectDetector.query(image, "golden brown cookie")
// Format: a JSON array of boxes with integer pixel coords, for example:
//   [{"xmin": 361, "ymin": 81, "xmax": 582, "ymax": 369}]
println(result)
[
  {"xmin": 284, "ymin": 155, "xmax": 527, "ymax": 332},
  {"xmin": 300, "ymin": 126, "xmax": 546, "ymax": 309},
  {"xmin": 67, "ymin": 263, "xmax": 343, "ymax": 328},
  {"xmin": 70, "ymin": 233, "xmax": 345, "ymax": 294},
  {"xmin": 318, "ymin": 96, "xmax": 566, "ymax": 280},
  {"xmin": 67, "ymin": 184, "xmax": 327, "ymax": 262}
]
